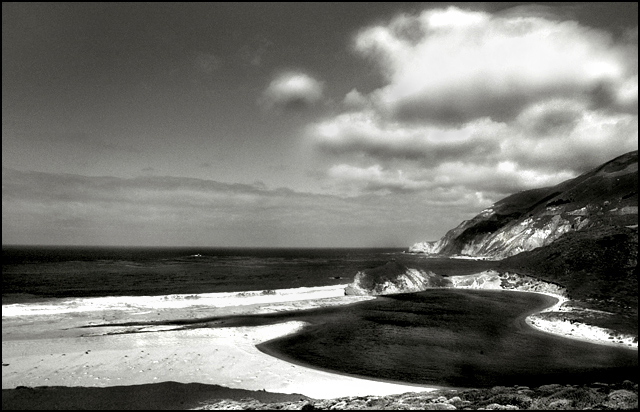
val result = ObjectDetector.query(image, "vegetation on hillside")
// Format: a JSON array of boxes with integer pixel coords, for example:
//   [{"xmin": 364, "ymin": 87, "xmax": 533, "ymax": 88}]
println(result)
[
  {"xmin": 417, "ymin": 150, "xmax": 638, "ymax": 258},
  {"xmin": 499, "ymin": 225, "xmax": 638, "ymax": 335}
]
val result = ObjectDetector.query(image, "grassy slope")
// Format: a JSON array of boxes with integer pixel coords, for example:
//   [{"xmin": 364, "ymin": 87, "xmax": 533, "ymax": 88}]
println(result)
[{"xmin": 499, "ymin": 226, "xmax": 638, "ymax": 336}]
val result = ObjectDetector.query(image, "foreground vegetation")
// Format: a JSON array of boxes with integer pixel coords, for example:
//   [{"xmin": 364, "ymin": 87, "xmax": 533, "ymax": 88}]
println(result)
[{"xmin": 197, "ymin": 380, "xmax": 638, "ymax": 410}]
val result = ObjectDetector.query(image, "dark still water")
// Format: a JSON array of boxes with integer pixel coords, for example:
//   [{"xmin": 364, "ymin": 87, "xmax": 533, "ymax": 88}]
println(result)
[
  {"xmin": 2, "ymin": 245, "xmax": 403, "ymax": 304},
  {"xmin": 246, "ymin": 290, "xmax": 636, "ymax": 388}
]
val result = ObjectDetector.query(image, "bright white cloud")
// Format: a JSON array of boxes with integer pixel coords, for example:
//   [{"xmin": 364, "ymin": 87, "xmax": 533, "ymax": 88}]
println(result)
[
  {"xmin": 309, "ymin": 6, "xmax": 638, "ymax": 207},
  {"xmin": 311, "ymin": 109, "xmax": 503, "ymax": 162},
  {"xmin": 325, "ymin": 157, "xmax": 577, "ymax": 198},
  {"xmin": 615, "ymin": 74, "xmax": 639, "ymax": 109},
  {"xmin": 505, "ymin": 108, "xmax": 639, "ymax": 172},
  {"xmin": 432, "ymin": 161, "xmax": 576, "ymax": 194},
  {"xmin": 260, "ymin": 71, "xmax": 324, "ymax": 110},
  {"xmin": 355, "ymin": 6, "xmax": 636, "ymax": 124}
]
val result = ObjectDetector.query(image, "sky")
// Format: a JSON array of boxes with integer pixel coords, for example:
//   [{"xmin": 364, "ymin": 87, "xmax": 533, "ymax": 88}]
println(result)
[{"xmin": 2, "ymin": 2, "xmax": 638, "ymax": 248}]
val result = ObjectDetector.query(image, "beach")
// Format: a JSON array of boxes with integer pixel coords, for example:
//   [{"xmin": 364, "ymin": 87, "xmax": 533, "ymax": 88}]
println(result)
[
  {"xmin": 3, "ymin": 283, "xmax": 636, "ymax": 409},
  {"xmin": 524, "ymin": 293, "xmax": 639, "ymax": 350},
  {"xmin": 447, "ymin": 271, "xmax": 639, "ymax": 350},
  {"xmin": 2, "ymin": 285, "xmax": 436, "ymax": 400}
]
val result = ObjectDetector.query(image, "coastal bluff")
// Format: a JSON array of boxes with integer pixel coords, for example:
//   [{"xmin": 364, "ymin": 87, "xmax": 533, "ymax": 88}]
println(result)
[
  {"xmin": 344, "ymin": 261, "xmax": 448, "ymax": 296},
  {"xmin": 409, "ymin": 150, "xmax": 637, "ymax": 259},
  {"xmin": 345, "ymin": 264, "xmax": 566, "ymax": 297}
]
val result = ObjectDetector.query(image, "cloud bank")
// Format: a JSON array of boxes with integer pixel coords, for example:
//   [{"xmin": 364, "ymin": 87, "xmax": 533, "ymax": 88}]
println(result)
[
  {"xmin": 309, "ymin": 6, "xmax": 638, "ymax": 204},
  {"xmin": 2, "ymin": 168, "xmax": 479, "ymax": 247},
  {"xmin": 356, "ymin": 7, "xmax": 636, "ymax": 123}
]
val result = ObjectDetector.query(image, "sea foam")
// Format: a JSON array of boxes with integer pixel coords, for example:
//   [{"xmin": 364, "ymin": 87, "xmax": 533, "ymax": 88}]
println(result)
[{"xmin": 1, "ymin": 284, "xmax": 350, "ymax": 317}]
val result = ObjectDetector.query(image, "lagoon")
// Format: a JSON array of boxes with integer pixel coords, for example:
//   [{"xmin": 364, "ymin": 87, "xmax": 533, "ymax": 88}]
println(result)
[{"xmin": 240, "ymin": 289, "xmax": 637, "ymax": 388}]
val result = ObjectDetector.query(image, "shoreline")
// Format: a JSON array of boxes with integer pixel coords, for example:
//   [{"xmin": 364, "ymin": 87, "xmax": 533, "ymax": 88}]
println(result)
[
  {"xmin": 255, "ymin": 336, "xmax": 459, "ymax": 393},
  {"xmin": 446, "ymin": 271, "xmax": 638, "ymax": 351},
  {"xmin": 2, "ymin": 287, "xmax": 436, "ymax": 399},
  {"xmin": 1, "ymin": 284, "xmax": 357, "ymax": 317},
  {"xmin": 2, "ymin": 282, "xmax": 636, "ymax": 402},
  {"xmin": 522, "ymin": 292, "xmax": 638, "ymax": 350}
]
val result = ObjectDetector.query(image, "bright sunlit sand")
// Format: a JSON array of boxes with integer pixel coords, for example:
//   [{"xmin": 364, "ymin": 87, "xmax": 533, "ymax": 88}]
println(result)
[
  {"xmin": 3, "ymin": 283, "xmax": 635, "ymax": 401},
  {"xmin": 524, "ymin": 293, "xmax": 639, "ymax": 350},
  {"xmin": 2, "ymin": 286, "xmax": 436, "ymax": 399}
]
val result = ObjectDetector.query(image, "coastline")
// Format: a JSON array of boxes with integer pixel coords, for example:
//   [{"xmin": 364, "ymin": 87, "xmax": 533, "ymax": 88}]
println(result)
[
  {"xmin": 2, "ymin": 286, "xmax": 436, "ymax": 399},
  {"xmin": 2, "ymin": 280, "xmax": 636, "ymax": 405},
  {"xmin": 446, "ymin": 271, "xmax": 638, "ymax": 351},
  {"xmin": 523, "ymin": 292, "xmax": 638, "ymax": 350}
]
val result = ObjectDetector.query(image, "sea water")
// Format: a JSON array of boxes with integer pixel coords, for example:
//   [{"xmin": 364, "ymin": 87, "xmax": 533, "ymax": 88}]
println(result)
[
  {"xmin": 3, "ymin": 245, "xmax": 637, "ymax": 388},
  {"xmin": 2, "ymin": 245, "xmax": 403, "ymax": 305}
]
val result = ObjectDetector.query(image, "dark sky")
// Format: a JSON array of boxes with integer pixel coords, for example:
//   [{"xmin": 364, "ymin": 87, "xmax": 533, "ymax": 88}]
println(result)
[{"xmin": 2, "ymin": 3, "xmax": 638, "ymax": 247}]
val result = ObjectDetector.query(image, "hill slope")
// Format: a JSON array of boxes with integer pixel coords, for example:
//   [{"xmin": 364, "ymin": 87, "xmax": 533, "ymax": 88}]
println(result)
[
  {"xmin": 410, "ymin": 150, "xmax": 638, "ymax": 259},
  {"xmin": 350, "ymin": 151, "xmax": 637, "ymax": 332}
]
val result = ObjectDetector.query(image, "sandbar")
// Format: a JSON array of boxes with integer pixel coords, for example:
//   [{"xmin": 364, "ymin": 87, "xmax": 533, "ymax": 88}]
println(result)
[{"xmin": 523, "ymin": 292, "xmax": 638, "ymax": 350}]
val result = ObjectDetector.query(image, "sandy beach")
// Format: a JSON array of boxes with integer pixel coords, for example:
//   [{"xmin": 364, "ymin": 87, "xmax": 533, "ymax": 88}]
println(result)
[
  {"xmin": 2, "ymin": 285, "xmax": 436, "ymax": 400},
  {"xmin": 524, "ymin": 293, "xmax": 638, "ymax": 350},
  {"xmin": 3, "ymin": 282, "xmax": 636, "ymax": 408}
]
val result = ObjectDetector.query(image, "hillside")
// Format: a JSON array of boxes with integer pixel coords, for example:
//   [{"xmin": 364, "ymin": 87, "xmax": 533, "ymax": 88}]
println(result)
[
  {"xmin": 349, "ymin": 151, "xmax": 638, "ymax": 334},
  {"xmin": 410, "ymin": 150, "xmax": 638, "ymax": 259},
  {"xmin": 499, "ymin": 224, "xmax": 638, "ymax": 335}
]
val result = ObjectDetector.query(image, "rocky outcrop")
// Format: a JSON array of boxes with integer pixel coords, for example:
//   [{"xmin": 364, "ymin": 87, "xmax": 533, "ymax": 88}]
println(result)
[
  {"xmin": 447, "ymin": 270, "xmax": 567, "ymax": 296},
  {"xmin": 345, "ymin": 263, "xmax": 567, "ymax": 298},
  {"xmin": 344, "ymin": 261, "xmax": 450, "ymax": 296},
  {"xmin": 410, "ymin": 151, "xmax": 638, "ymax": 259},
  {"xmin": 408, "ymin": 241, "xmax": 441, "ymax": 254}
]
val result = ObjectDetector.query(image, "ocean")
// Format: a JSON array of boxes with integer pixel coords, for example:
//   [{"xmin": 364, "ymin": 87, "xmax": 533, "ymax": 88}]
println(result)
[
  {"xmin": 2, "ymin": 245, "xmax": 404, "ymax": 304},
  {"xmin": 3, "ymin": 245, "xmax": 637, "ymax": 389}
]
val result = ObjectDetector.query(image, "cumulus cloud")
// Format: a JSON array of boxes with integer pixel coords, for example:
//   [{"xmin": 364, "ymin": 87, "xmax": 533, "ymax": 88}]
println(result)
[
  {"xmin": 325, "ymin": 158, "xmax": 576, "ymax": 198},
  {"xmin": 506, "ymin": 108, "xmax": 639, "ymax": 172},
  {"xmin": 614, "ymin": 74, "xmax": 638, "ymax": 111},
  {"xmin": 311, "ymin": 109, "xmax": 502, "ymax": 162},
  {"xmin": 308, "ymin": 6, "xmax": 638, "ymax": 205},
  {"xmin": 355, "ymin": 6, "xmax": 636, "ymax": 124},
  {"xmin": 515, "ymin": 99, "xmax": 585, "ymax": 137},
  {"xmin": 260, "ymin": 72, "xmax": 324, "ymax": 111},
  {"xmin": 431, "ymin": 161, "xmax": 576, "ymax": 194}
]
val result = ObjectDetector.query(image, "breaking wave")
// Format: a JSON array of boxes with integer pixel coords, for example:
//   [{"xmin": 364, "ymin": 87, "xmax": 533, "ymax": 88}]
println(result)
[{"xmin": 1, "ymin": 284, "xmax": 349, "ymax": 317}]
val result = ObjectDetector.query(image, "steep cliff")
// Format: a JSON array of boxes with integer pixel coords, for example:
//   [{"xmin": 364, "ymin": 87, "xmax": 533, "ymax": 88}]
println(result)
[{"xmin": 410, "ymin": 150, "xmax": 638, "ymax": 259}]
